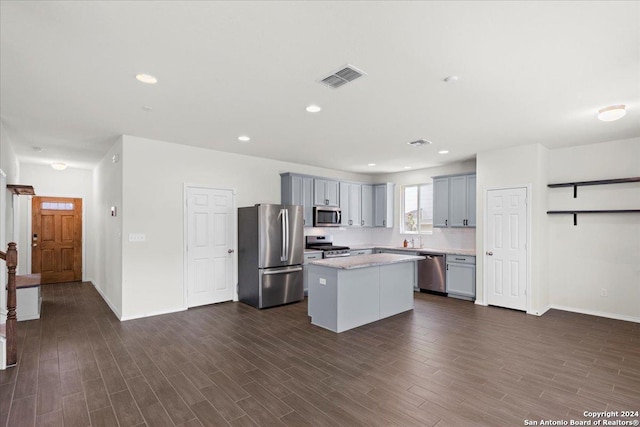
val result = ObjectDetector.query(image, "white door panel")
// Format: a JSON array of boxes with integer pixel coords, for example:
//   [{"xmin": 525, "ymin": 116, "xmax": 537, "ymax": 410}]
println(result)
[
  {"xmin": 486, "ymin": 187, "xmax": 527, "ymax": 311},
  {"xmin": 187, "ymin": 187, "xmax": 234, "ymax": 307}
]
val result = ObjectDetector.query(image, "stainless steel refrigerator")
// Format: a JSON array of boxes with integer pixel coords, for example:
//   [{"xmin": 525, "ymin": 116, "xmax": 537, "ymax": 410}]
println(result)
[{"xmin": 238, "ymin": 204, "xmax": 304, "ymax": 308}]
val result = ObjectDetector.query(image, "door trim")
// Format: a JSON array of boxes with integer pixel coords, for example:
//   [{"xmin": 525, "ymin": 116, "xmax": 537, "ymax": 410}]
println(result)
[
  {"xmin": 27, "ymin": 194, "xmax": 86, "ymax": 281},
  {"xmin": 481, "ymin": 184, "xmax": 532, "ymax": 314},
  {"xmin": 182, "ymin": 183, "xmax": 238, "ymax": 310}
]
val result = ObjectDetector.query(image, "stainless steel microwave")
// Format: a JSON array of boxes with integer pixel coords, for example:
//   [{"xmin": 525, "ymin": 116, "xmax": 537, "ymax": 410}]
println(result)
[{"xmin": 313, "ymin": 207, "xmax": 342, "ymax": 227}]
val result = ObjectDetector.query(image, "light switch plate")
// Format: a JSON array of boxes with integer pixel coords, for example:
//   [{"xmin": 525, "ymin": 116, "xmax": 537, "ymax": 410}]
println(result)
[
  {"xmin": 319, "ymin": 278, "xmax": 326, "ymax": 285},
  {"xmin": 128, "ymin": 233, "xmax": 146, "ymax": 242}
]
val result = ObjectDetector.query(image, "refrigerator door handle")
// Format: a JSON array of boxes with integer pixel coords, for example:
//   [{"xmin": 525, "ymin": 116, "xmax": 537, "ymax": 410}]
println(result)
[
  {"xmin": 263, "ymin": 266, "xmax": 303, "ymax": 275},
  {"xmin": 285, "ymin": 208, "xmax": 290, "ymax": 261},
  {"xmin": 280, "ymin": 209, "xmax": 288, "ymax": 262}
]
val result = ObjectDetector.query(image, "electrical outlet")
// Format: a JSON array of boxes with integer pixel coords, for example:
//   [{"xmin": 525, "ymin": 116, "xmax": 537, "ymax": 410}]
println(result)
[
  {"xmin": 128, "ymin": 233, "xmax": 146, "ymax": 242},
  {"xmin": 319, "ymin": 278, "xmax": 326, "ymax": 285},
  {"xmin": 601, "ymin": 288, "xmax": 608, "ymax": 297}
]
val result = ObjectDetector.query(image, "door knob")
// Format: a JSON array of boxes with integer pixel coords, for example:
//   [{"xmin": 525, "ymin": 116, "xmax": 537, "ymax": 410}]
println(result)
[
  {"xmin": 486, "ymin": 251, "xmax": 493, "ymax": 256},
  {"xmin": 32, "ymin": 243, "xmax": 38, "ymax": 247},
  {"xmin": 228, "ymin": 249, "xmax": 234, "ymax": 254}
]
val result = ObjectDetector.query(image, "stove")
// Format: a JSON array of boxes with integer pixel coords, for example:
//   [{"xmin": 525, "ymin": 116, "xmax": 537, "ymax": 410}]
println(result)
[{"xmin": 306, "ymin": 236, "xmax": 350, "ymax": 258}]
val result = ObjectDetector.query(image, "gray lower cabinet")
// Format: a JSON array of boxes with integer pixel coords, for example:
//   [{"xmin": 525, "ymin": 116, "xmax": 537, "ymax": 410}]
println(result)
[
  {"xmin": 446, "ymin": 255, "xmax": 476, "ymax": 300},
  {"xmin": 281, "ymin": 173, "xmax": 314, "ymax": 227},
  {"xmin": 303, "ymin": 251, "xmax": 323, "ymax": 295}
]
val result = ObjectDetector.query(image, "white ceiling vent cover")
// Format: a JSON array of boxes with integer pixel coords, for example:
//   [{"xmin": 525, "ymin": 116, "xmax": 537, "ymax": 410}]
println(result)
[
  {"xmin": 319, "ymin": 64, "xmax": 366, "ymax": 89},
  {"xmin": 408, "ymin": 139, "xmax": 433, "ymax": 147}
]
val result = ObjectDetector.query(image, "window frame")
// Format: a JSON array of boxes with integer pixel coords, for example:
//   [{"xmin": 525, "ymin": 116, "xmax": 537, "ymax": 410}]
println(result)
[{"xmin": 401, "ymin": 182, "xmax": 433, "ymax": 235}]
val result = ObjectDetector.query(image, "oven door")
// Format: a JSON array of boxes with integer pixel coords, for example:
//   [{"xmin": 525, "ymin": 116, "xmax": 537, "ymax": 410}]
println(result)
[{"xmin": 313, "ymin": 207, "xmax": 342, "ymax": 227}]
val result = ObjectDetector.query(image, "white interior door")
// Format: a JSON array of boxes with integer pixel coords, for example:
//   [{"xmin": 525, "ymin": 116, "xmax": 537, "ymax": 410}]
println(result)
[
  {"xmin": 486, "ymin": 187, "xmax": 528, "ymax": 311},
  {"xmin": 186, "ymin": 187, "xmax": 234, "ymax": 307}
]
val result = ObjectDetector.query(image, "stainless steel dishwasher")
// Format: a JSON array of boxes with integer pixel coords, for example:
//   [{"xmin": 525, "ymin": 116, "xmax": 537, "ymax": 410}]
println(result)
[{"xmin": 417, "ymin": 252, "xmax": 446, "ymax": 293}]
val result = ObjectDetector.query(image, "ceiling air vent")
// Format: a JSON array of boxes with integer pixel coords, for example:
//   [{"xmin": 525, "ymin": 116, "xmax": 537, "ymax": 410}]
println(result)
[
  {"xmin": 319, "ymin": 64, "xmax": 366, "ymax": 89},
  {"xmin": 408, "ymin": 139, "xmax": 433, "ymax": 147}
]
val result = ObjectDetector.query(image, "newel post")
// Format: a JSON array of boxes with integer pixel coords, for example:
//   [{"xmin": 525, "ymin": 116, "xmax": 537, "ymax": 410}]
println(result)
[{"xmin": 6, "ymin": 242, "xmax": 17, "ymax": 367}]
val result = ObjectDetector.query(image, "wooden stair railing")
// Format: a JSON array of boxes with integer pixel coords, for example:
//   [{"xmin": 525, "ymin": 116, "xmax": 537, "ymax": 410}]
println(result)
[{"xmin": 0, "ymin": 242, "xmax": 17, "ymax": 367}]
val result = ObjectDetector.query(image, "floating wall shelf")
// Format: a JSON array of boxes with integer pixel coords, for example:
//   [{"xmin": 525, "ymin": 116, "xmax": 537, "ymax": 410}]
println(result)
[
  {"xmin": 7, "ymin": 184, "xmax": 36, "ymax": 195},
  {"xmin": 547, "ymin": 177, "xmax": 640, "ymax": 225},
  {"xmin": 548, "ymin": 177, "xmax": 640, "ymax": 198},
  {"xmin": 547, "ymin": 210, "xmax": 640, "ymax": 226}
]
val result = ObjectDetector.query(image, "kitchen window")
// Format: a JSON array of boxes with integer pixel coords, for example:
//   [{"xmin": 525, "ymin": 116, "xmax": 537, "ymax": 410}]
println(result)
[{"xmin": 401, "ymin": 183, "xmax": 433, "ymax": 233}]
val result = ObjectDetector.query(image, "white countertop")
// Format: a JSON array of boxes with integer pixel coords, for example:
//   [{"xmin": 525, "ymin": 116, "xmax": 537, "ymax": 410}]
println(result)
[
  {"xmin": 308, "ymin": 253, "xmax": 425, "ymax": 270},
  {"xmin": 347, "ymin": 244, "xmax": 475, "ymax": 256}
]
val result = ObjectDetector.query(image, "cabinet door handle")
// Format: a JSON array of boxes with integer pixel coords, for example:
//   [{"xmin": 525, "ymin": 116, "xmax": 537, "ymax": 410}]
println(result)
[
  {"xmin": 445, "ymin": 219, "xmax": 448, "ymax": 226},
  {"xmin": 361, "ymin": 220, "xmax": 364, "ymax": 226},
  {"xmin": 383, "ymin": 220, "xmax": 386, "ymax": 226}
]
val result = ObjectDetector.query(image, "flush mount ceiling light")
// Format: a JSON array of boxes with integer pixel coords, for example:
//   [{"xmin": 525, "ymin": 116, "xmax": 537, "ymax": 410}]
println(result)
[
  {"xmin": 367, "ymin": 163, "xmax": 376, "ymax": 167},
  {"xmin": 407, "ymin": 139, "xmax": 432, "ymax": 147},
  {"xmin": 444, "ymin": 75, "xmax": 459, "ymax": 83},
  {"xmin": 597, "ymin": 105, "xmax": 626, "ymax": 122},
  {"xmin": 306, "ymin": 105, "xmax": 322, "ymax": 113},
  {"xmin": 438, "ymin": 150, "xmax": 449, "ymax": 154},
  {"xmin": 404, "ymin": 166, "xmax": 412, "ymax": 169},
  {"xmin": 135, "ymin": 73, "xmax": 158, "ymax": 84},
  {"xmin": 51, "ymin": 162, "xmax": 67, "ymax": 170},
  {"xmin": 141, "ymin": 105, "xmax": 153, "ymax": 112},
  {"xmin": 32, "ymin": 146, "xmax": 43, "ymax": 152},
  {"xmin": 238, "ymin": 135, "xmax": 251, "ymax": 142}
]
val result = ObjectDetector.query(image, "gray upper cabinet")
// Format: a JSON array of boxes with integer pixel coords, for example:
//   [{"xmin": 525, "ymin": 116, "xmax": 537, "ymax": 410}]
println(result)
[
  {"xmin": 281, "ymin": 173, "xmax": 314, "ymax": 227},
  {"xmin": 361, "ymin": 184, "xmax": 373, "ymax": 227},
  {"xmin": 339, "ymin": 182, "xmax": 362, "ymax": 227},
  {"xmin": 433, "ymin": 173, "xmax": 476, "ymax": 228},
  {"xmin": 373, "ymin": 183, "xmax": 394, "ymax": 228},
  {"xmin": 433, "ymin": 177, "xmax": 449, "ymax": 227},
  {"xmin": 314, "ymin": 179, "xmax": 339, "ymax": 206}
]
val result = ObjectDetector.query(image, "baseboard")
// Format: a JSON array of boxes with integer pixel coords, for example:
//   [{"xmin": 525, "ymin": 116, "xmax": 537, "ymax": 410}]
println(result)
[
  {"xmin": 527, "ymin": 305, "xmax": 551, "ymax": 317},
  {"xmin": 120, "ymin": 306, "xmax": 187, "ymax": 322},
  {"xmin": 90, "ymin": 282, "xmax": 123, "ymax": 320},
  {"xmin": 550, "ymin": 304, "xmax": 640, "ymax": 324}
]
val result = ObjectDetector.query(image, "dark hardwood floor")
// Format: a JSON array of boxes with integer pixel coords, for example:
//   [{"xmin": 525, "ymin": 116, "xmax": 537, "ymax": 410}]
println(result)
[{"xmin": 1, "ymin": 282, "xmax": 638, "ymax": 427}]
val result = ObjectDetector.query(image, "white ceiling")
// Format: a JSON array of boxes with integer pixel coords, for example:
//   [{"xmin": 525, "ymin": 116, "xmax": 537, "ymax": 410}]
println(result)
[{"xmin": 1, "ymin": 1, "xmax": 639, "ymax": 173}]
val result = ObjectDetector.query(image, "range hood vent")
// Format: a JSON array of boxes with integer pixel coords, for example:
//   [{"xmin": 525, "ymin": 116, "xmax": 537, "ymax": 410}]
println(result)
[{"xmin": 319, "ymin": 65, "xmax": 366, "ymax": 89}]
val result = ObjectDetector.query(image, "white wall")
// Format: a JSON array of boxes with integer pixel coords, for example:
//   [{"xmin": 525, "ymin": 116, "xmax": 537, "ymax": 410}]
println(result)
[
  {"xmin": 547, "ymin": 137, "xmax": 640, "ymax": 322},
  {"xmin": 92, "ymin": 138, "xmax": 123, "ymax": 317},
  {"xmin": 0, "ymin": 121, "xmax": 20, "ymax": 323},
  {"xmin": 119, "ymin": 135, "xmax": 372, "ymax": 320},
  {"xmin": 17, "ymin": 163, "xmax": 94, "ymax": 278},
  {"xmin": 476, "ymin": 143, "xmax": 549, "ymax": 315}
]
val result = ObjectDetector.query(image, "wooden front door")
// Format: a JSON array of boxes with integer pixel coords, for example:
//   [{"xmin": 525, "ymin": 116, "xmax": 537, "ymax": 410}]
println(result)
[{"xmin": 32, "ymin": 196, "xmax": 82, "ymax": 284}]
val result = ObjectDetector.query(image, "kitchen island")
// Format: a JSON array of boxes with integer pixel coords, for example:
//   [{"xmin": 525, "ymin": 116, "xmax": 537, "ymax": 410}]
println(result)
[{"xmin": 307, "ymin": 253, "xmax": 424, "ymax": 333}]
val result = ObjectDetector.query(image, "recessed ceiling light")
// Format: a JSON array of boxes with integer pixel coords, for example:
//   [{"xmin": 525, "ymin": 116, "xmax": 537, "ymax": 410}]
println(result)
[
  {"xmin": 238, "ymin": 135, "xmax": 251, "ymax": 142},
  {"xmin": 135, "ymin": 73, "xmax": 158, "ymax": 84},
  {"xmin": 444, "ymin": 75, "xmax": 459, "ymax": 83},
  {"xmin": 597, "ymin": 105, "xmax": 626, "ymax": 122},
  {"xmin": 368, "ymin": 163, "xmax": 376, "ymax": 167},
  {"xmin": 51, "ymin": 162, "xmax": 67, "ymax": 170},
  {"xmin": 306, "ymin": 105, "xmax": 322, "ymax": 113},
  {"xmin": 404, "ymin": 166, "xmax": 412, "ymax": 169},
  {"xmin": 438, "ymin": 150, "xmax": 449, "ymax": 154},
  {"xmin": 408, "ymin": 139, "xmax": 432, "ymax": 147},
  {"xmin": 142, "ymin": 106, "xmax": 153, "ymax": 112}
]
